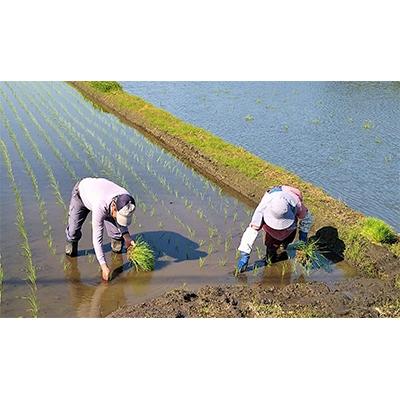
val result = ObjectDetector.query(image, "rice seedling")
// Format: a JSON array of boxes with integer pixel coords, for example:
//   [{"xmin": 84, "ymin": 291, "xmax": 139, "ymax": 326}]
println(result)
[
  {"xmin": 198, "ymin": 239, "xmax": 205, "ymax": 247},
  {"xmin": 234, "ymin": 250, "xmax": 241, "ymax": 260},
  {"xmin": 150, "ymin": 207, "xmax": 156, "ymax": 217},
  {"xmin": 384, "ymin": 154, "xmax": 393, "ymax": 163},
  {"xmin": 186, "ymin": 225, "xmax": 196, "ymax": 239},
  {"xmin": 359, "ymin": 217, "xmax": 397, "ymax": 244},
  {"xmin": 363, "ymin": 120, "xmax": 374, "ymax": 130},
  {"xmin": 233, "ymin": 212, "xmax": 238, "ymax": 222},
  {"xmin": 127, "ymin": 237, "xmax": 155, "ymax": 272},
  {"xmin": 198, "ymin": 257, "xmax": 206, "ymax": 268},
  {"xmin": 218, "ymin": 256, "xmax": 227, "ymax": 267},
  {"xmin": 255, "ymin": 99, "xmax": 262, "ymax": 104},
  {"xmin": 207, "ymin": 243, "xmax": 214, "ymax": 255},
  {"xmin": 311, "ymin": 118, "xmax": 321, "ymax": 125},
  {"xmin": 224, "ymin": 235, "xmax": 232, "ymax": 252},
  {"xmin": 375, "ymin": 136, "xmax": 382, "ymax": 144},
  {"xmin": 282, "ymin": 123, "xmax": 289, "ymax": 132},
  {"xmin": 158, "ymin": 221, "xmax": 164, "ymax": 229},
  {"xmin": 184, "ymin": 199, "xmax": 192, "ymax": 209},
  {"xmin": 255, "ymin": 246, "xmax": 263, "ymax": 260},
  {"xmin": 245, "ymin": 114, "xmax": 254, "ymax": 122},
  {"xmin": 26, "ymin": 288, "xmax": 40, "ymax": 318},
  {"xmin": 208, "ymin": 226, "xmax": 218, "ymax": 239},
  {"xmin": 197, "ymin": 209, "xmax": 204, "ymax": 219}
]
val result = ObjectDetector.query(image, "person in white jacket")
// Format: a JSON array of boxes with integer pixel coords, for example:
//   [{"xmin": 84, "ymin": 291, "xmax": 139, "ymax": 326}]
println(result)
[
  {"xmin": 65, "ymin": 177, "xmax": 136, "ymax": 281},
  {"xmin": 237, "ymin": 185, "xmax": 313, "ymax": 272}
]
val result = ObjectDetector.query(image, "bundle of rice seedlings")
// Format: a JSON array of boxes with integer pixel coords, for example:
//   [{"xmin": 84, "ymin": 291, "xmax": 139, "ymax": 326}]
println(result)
[
  {"xmin": 293, "ymin": 239, "xmax": 321, "ymax": 272},
  {"xmin": 127, "ymin": 236, "xmax": 155, "ymax": 272}
]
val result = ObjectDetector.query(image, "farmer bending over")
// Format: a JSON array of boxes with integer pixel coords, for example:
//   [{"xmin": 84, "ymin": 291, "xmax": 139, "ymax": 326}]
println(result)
[
  {"xmin": 65, "ymin": 177, "xmax": 136, "ymax": 281},
  {"xmin": 237, "ymin": 185, "xmax": 313, "ymax": 272}
]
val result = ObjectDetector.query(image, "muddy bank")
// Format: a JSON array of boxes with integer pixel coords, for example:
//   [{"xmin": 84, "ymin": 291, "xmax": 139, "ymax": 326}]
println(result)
[
  {"xmin": 110, "ymin": 241, "xmax": 399, "ymax": 317},
  {"xmin": 109, "ymin": 278, "xmax": 400, "ymax": 318}
]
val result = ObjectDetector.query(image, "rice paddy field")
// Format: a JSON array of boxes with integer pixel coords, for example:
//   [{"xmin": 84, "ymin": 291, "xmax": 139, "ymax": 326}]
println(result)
[{"xmin": 0, "ymin": 82, "xmax": 356, "ymax": 317}]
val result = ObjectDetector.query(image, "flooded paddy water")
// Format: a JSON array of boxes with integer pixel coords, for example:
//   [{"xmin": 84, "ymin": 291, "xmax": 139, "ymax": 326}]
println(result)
[
  {"xmin": 0, "ymin": 82, "xmax": 356, "ymax": 317},
  {"xmin": 121, "ymin": 81, "xmax": 400, "ymax": 232}
]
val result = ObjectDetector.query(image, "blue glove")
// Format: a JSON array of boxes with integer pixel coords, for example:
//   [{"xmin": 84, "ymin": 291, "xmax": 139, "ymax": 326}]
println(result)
[
  {"xmin": 299, "ymin": 231, "xmax": 308, "ymax": 242},
  {"xmin": 237, "ymin": 251, "xmax": 250, "ymax": 272}
]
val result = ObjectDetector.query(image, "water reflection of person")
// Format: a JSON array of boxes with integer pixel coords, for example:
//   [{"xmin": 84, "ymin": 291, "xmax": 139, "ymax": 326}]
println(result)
[{"xmin": 63, "ymin": 253, "xmax": 127, "ymax": 317}]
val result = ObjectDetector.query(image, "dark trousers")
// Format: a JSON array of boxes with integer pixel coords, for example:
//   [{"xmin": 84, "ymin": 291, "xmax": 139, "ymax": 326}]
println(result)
[{"xmin": 264, "ymin": 229, "xmax": 297, "ymax": 254}]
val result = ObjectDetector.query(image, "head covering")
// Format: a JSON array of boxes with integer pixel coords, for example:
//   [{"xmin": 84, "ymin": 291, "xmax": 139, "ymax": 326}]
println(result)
[
  {"xmin": 263, "ymin": 191, "xmax": 296, "ymax": 230},
  {"xmin": 115, "ymin": 194, "xmax": 136, "ymax": 226}
]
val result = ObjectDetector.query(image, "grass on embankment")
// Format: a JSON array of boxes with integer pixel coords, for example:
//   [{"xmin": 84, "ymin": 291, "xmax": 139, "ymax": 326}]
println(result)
[{"xmin": 69, "ymin": 81, "xmax": 399, "ymax": 277}]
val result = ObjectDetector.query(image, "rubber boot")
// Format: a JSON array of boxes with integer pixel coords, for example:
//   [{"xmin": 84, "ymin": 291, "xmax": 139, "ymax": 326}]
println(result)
[
  {"xmin": 65, "ymin": 241, "xmax": 78, "ymax": 257},
  {"xmin": 265, "ymin": 247, "xmax": 279, "ymax": 264},
  {"xmin": 111, "ymin": 238, "xmax": 123, "ymax": 253}
]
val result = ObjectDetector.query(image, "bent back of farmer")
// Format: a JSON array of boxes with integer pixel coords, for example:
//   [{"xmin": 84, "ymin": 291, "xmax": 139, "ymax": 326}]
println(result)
[
  {"xmin": 65, "ymin": 177, "xmax": 136, "ymax": 281},
  {"xmin": 237, "ymin": 185, "xmax": 313, "ymax": 272}
]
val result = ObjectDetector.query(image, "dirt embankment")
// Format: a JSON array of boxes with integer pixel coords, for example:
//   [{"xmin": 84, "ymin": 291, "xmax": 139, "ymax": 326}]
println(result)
[
  {"xmin": 69, "ymin": 81, "xmax": 400, "ymax": 317},
  {"xmin": 109, "ymin": 279, "xmax": 400, "ymax": 318}
]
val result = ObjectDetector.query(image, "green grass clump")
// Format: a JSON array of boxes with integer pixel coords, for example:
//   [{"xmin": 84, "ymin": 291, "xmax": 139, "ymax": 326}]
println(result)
[
  {"xmin": 90, "ymin": 81, "xmax": 122, "ymax": 93},
  {"xmin": 127, "ymin": 236, "xmax": 155, "ymax": 272},
  {"xmin": 360, "ymin": 217, "xmax": 397, "ymax": 244}
]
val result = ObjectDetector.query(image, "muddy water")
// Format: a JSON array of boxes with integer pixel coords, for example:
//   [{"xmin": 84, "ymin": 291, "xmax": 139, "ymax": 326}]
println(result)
[
  {"xmin": 121, "ymin": 82, "xmax": 400, "ymax": 232},
  {"xmin": 0, "ymin": 82, "xmax": 356, "ymax": 317}
]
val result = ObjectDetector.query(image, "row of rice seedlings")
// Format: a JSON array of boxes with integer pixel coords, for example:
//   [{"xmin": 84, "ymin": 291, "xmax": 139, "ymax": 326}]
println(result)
[
  {"xmin": 0, "ymin": 108, "xmax": 57, "ymax": 254},
  {"xmin": 29, "ymin": 85, "xmax": 131, "ymax": 193},
  {"xmin": 5, "ymin": 83, "xmax": 79, "ymax": 181},
  {"xmin": 15, "ymin": 84, "xmax": 97, "ymax": 177},
  {"xmin": 56, "ymin": 83, "xmax": 241, "ymax": 217},
  {"xmin": 0, "ymin": 254, "xmax": 3, "ymax": 306},
  {"xmin": 38, "ymin": 85, "xmax": 181, "ymax": 233},
  {"xmin": 32, "ymin": 86, "xmax": 97, "ymax": 162},
  {"xmin": 56, "ymin": 85, "xmax": 236, "ymax": 225},
  {"xmin": 44, "ymin": 95, "xmax": 196, "ymax": 240},
  {"xmin": 0, "ymin": 139, "xmax": 39, "ymax": 317},
  {"xmin": 43, "ymin": 84, "xmax": 239, "ymax": 252},
  {"xmin": 51, "ymin": 84, "xmax": 227, "ymax": 209},
  {"xmin": 0, "ymin": 87, "xmax": 68, "ymax": 216}
]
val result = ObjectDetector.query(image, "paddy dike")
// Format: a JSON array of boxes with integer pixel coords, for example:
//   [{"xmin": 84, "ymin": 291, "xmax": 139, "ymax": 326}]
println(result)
[{"xmin": 70, "ymin": 81, "xmax": 400, "ymax": 318}]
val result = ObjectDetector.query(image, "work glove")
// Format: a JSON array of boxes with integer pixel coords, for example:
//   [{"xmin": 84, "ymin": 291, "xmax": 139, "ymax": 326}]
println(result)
[
  {"xmin": 237, "ymin": 251, "xmax": 250, "ymax": 273},
  {"xmin": 299, "ymin": 231, "xmax": 308, "ymax": 242}
]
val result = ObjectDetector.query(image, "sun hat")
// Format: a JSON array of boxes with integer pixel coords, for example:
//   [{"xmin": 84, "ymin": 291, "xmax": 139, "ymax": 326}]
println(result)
[
  {"xmin": 115, "ymin": 194, "xmax": 136, "ymax": 226},
  {"xmin": 263, "ymin": 191, "xmax": 297, "ymax": 230}
]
